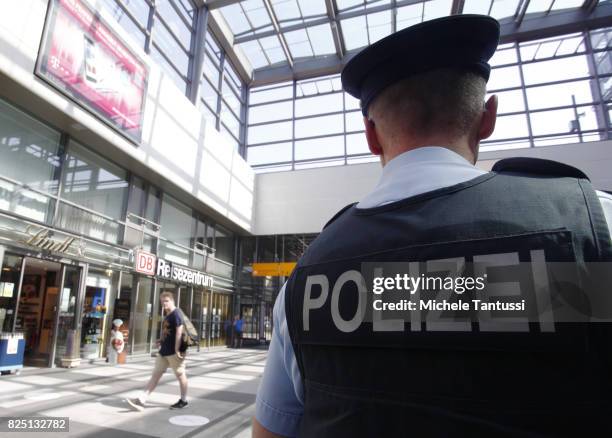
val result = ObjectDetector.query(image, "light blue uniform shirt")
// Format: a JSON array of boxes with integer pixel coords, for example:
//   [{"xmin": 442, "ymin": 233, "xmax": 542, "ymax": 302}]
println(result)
[{"xmin": 254, "ymin": 146, "xmax": 612, "ymax": 437}]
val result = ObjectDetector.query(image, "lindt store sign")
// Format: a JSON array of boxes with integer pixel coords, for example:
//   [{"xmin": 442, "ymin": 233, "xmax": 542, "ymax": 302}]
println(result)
[{"xmin": 135, "ymin": 251, "xmax": 214, "ymax": 288}]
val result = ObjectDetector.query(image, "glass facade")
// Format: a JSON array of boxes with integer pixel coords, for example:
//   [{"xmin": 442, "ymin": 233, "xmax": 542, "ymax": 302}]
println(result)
[
  {"xmin": 247, "ymin": 28, "xmax": 612, "ymax": 171},
  {"xmin": 235, "ymin": 233, "xmax": 317, "ymax": 342},
  {"xmin": 200, "ymin": 32, "xmax": 247, "ymax": 154},
  {"xmin": 0, "ymin": 95, "xmax": 239, "ymax": 363},
  {"xmin": 96, "ymin": 0, "xmax": 249, "ymax": 156},
  {"xmin": 97, "ymin": 0, "xmax": 197, "ymax": 94}
]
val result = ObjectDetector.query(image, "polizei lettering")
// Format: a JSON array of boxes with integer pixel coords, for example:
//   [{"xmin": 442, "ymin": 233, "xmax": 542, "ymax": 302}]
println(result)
[{"xmin": 301, "ymin": 251, "xmax": 558, "ymax": 333}]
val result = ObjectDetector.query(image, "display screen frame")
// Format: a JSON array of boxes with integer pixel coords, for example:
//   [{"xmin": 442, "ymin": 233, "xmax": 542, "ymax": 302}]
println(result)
[{"xmin": 35, "ymin": 0, "xmax": 149, "ymax": 144}]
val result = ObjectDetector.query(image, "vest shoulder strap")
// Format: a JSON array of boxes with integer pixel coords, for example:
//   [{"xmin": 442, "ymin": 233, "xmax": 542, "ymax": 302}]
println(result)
[
  {"xmin": 323, "ymin": 202, "xmax": 357, "ymax": 229},
  {"xmin": 492, "ymin": 157, "xmax": 589, "ymax": 180}
]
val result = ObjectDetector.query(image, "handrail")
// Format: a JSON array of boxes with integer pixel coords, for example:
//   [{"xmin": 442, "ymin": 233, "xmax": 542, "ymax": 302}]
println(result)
[
  {"xmin": 126, "ymin": 212, "xmax": 161, "ymax": 231},
  {"xmin": 0, "ymin": 174, "xmax": 125, "ymax": 226},
  {"xmin": 0, "ymin": 175, "xmax": 236, "ymax": 271}
]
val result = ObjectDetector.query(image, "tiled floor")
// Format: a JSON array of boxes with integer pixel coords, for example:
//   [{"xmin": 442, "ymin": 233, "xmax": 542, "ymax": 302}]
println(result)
[{"xmin": 0, "ymin": 347, "xmax": 268, "ymax": 438}]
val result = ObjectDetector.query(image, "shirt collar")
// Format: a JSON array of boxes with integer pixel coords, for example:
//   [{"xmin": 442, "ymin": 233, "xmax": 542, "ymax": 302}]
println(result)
[
  {"xmin": 357, "ymin": 146, "xmax": 485, "ymax": 209},
  {"xmin": 381, "ymin": 146, "xmax": 475, "ymax": 176}
]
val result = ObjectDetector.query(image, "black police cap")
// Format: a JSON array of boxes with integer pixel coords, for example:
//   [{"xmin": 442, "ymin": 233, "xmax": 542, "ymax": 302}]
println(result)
[{"xmin": 341, "ymin": 14, "xmax": 500, "ymax": 116}]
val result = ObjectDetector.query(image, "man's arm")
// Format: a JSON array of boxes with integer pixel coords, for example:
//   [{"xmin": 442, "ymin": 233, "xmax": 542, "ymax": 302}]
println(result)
[
  {"xmin": 252, "ymin": 417, "xmax": 287, "ymax": 438},
  {"xmin": 175, "ymin": 323, "xmax": 184, "ymax": 358},
  {"xmin": 252, "ymin": 284, "xmax": 304, "ymax": 437}
]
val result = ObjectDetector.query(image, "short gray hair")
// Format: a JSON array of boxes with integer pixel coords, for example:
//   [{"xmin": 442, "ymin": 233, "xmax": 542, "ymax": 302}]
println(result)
[{"xmin": 368, "ymin": 68, "xmax": 486, "ymax": 140}]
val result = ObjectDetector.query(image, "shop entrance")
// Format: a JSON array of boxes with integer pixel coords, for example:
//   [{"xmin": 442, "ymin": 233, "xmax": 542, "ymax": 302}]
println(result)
[
  {"xmin": 11, "ymin": 257, "xmax": 82, "ymax": 367},
  {"xmin": 14, "ymin": 258, "xmax": 61, "ymax": 367}
]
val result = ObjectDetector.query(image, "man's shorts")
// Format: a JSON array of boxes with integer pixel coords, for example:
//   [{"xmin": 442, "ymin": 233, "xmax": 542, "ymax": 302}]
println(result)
[{"xmin": 154, "ymin": 353, "xmax": 186, "ymax": 376}]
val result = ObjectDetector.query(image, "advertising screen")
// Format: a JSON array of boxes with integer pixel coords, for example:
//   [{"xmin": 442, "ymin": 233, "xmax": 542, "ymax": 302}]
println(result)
[{"xmin": 36, "ymin": 0, "xmax": 148, "ymax": 143}]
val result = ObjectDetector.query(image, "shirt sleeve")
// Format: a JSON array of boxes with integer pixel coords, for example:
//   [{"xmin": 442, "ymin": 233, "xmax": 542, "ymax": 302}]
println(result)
[
  {"xmin": 174, "ymin": 310, "xmax": 184, "ymax": 327},
  {"xmin": 255, "ymin": 283, "xmax": 304, "ymax": 437}
]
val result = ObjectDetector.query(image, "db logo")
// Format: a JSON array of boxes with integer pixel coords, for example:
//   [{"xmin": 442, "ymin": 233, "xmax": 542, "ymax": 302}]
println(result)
[{"xmin": 135, "ymin": 250, "xmax": 156, "ymax": 275}]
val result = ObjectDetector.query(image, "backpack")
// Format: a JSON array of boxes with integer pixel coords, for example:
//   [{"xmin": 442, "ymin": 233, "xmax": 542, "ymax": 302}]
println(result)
[{"xmin": 177, "ymin": 309, "xmax": 198, "ymax": 348}]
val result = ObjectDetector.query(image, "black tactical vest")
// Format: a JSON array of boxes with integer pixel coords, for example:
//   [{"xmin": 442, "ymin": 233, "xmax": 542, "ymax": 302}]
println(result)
[{"xmin": 285, "ymin": 158, "xmax": 612, "ymax": 437}]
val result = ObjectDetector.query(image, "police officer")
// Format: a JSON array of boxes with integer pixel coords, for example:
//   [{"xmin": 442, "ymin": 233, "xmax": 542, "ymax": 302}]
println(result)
[{"xmin": 253, "ymin": 15, "xmax": 612, "ymax": 438}]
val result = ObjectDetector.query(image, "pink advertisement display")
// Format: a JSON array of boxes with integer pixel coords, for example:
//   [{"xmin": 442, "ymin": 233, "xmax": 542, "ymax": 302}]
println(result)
[{"xmin": 37, "ymin": 0, "xmax": 148, "ymax": 143}]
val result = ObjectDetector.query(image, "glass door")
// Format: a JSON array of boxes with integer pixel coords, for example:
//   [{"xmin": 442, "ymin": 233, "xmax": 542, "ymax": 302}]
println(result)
[
  {"xmin": 52, "ymin": 265, "xmax": 83, "ymax": 367},
  {"xmin": 132, "ymin": 276, "xmax": 154, "ymax": 354},
  {"xmin": 13, "ymin": 258, "xmax": 62, "ymax": 367},
  {"xmin": 191, "ymin": 289, "xmax": 203, "ymax": 351},
  {"xmin": 210, "ymin": 293, "xmax": 232, "ymax": 347},
  {"xmin": 0, "ymin": 254, "xmax": 24, "ymax": 333},
  {"xmin": 201, "ymin": 289, "xmax": 211, "ymax": 348}
]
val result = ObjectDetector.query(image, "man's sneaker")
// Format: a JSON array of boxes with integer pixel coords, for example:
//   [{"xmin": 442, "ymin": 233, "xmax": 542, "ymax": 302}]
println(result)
[
  {"xmin": 170, "ymin": 399, "xmax": 188, "ymax": 409},
  {"xmin": 126, "ymin": 398, "xmax": 146, "ymax": 411}
]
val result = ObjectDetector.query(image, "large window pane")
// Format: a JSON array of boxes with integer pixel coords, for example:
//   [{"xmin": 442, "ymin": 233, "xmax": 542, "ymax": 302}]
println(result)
[
  {"xmin": 215, "ymin": 225, "xmax": 234, "ymax": 264},
  {"xmin": 295, "ymin": 135, "xmax": 344, "ymax": 161},
  {"xmin": 526, "ymin": 79, "xmax": 596, "ymax": 110},
  {"xmin": 530, "ymin": 106, "xmax": 599, "ymax": 136},
  {"xmin": 249, "ymin": 101, "xmax": 293, "ymax": 124},
  {"xmin": 295, "ymin": 114, "xmax": 343, "ymax": 138},
  {"xmin": 488, "ymin": 65, "xmax": 522, "ymax": 90},
  {"xmin": 159, "ymin": 194, "xmax": 193, "ymax": 247},
  {"xmin": 249, "ymin": 83, "xmax": 293, "ymax": 105},
  {"xmin": 222, "ymin": 82, "xmax": 242, "ymax": 115},
  {"xmin": 0, "ymin": 99, "xmax": 61, "ymax": 193},
  {"xmin": 249, "ymin": 121, "xmax": 292, "ymax": 144},
  {"xmin": 98, "ymin": 0, "xmax": 147, "ymax": 48},
  {"xmin": 203, "ymin": 56, "xmax": 221, "ymax": 86},
  {"xmin": 489, "ymin": 89, "xmax": 526, "ymax": 114},
  {"xmin": 345, "ymin": 110, "xmax": 364, "ymax": 132},
  {"xmin": 221, "ymin": 103, "xmax": 240, "ymax": 139},
  {"xmin": 153, "ymin": 21, "xmax": 190, "ymax": 72},
  {"xmin": 201, "ymin": 77, "xmax": 219, "ymax": 113},
  {"xmin": 150, "ymin": 45, "xmax": 187, "ymax": 93},
  {"xmin": 521, "ymin": 55, "xmax": 590, "ymax": 85},
  {"xmin": 346, "ymin": 133, "xmax": 369, "ymax": 155},
  {"xmin": 487, "ymin": 114, "xmax": 530, "ymax": 141},
  {"xmin": 247, "ymin": 143, "xmax": 292, "ymax": 165},
  {"xmin": 295, "ymin": 93, "xmax": 343, "ymax": 117},
  {"xmin": 61, "ymin": 141, "xmax": 128, "ymax": 220},
  {"xmin": 0, "ymin": 100, "xmax": 60, "ymax": 223},
  {"xmin": 156, "ymin": 0, "xmax": 193, "ymax": 50},
  {"xmin": 58, "ymin": 141, "xmax": 128, "ymax": 243}
]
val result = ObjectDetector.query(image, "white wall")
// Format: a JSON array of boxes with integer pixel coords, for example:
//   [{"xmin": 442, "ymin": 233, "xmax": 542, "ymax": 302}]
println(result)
[
  {"xmin": 0, "ymin": 0, "xmax": 254, "ymax": 233},
  {"xmin": 253, "ymin": 140, "xmax": 612, "ymax": 235}
]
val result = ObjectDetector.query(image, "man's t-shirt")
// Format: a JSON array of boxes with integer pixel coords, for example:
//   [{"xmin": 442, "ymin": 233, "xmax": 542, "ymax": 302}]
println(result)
[
  {"xmin": 160, "ymin": 309, "xmax": 187, "ymax": 356},
  {"xmin": 235, "ymin": 319, "xmax": 244, "ymax": 332}
]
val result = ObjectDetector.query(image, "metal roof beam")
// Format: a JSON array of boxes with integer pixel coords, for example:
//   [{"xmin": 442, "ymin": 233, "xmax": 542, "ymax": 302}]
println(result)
[
  {"xmin": 326, "ymin": 0, "xmax": 345, "ymax": 58},
  {"xmin": 450, "ymin": 0, "xmax": 465, "ymax": 15},
  {"xmin": 583, "ymin": 0, "xmax": 598, "ymax": 14},
  {"xmin": 251, "ymin": 4, "xmax": 612, "ymax": 87},
  {"xmin": 262, "ymin": 0, "xmax": 294, "ymax": 67},
  {"xmin": 205, "ymin": 0, "xmax": 243, "ymax": 10},
  {"xmin": 234, "ymin": 0, "xmax": 423, "ymax": 44},
  {"xmin": 516, "ymin": 0, "xmax": 531, "ymax": 27}
]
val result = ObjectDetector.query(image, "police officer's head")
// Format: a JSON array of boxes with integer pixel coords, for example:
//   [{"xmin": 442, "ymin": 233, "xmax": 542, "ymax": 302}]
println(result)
[{"xmin": 342, "ymin": 15, "xmax": 500, "ymax": 166}]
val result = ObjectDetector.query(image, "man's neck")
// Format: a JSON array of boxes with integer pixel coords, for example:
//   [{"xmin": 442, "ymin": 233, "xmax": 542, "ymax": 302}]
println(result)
[{"xmin": 382, "ymin": 139, "xmax": 476, "ymax": 167}]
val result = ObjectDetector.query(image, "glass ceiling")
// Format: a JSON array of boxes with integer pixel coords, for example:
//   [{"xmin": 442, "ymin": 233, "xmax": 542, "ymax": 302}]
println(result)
[{"xmin": 212, "ymin": 0, "xmax": 603, "ymax": 78}]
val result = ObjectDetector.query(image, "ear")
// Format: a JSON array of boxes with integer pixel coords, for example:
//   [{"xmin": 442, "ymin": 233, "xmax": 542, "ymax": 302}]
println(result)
[
  {"xmin": 364, "ymin": 117, "xmax": 383, "ymax": 155},
  {"xmin": 477, "ymin": 95, "xmax": 498, "ymax": 141}
]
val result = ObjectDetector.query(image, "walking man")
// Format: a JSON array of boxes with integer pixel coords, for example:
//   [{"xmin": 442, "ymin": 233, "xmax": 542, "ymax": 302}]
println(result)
[
  {"xmin": 232, "ymin": 314, "xmax": 243, "ymax": 348},
  {"xmin": 127, "ymin": 291, "xmax": 189, "ymax": 410}
]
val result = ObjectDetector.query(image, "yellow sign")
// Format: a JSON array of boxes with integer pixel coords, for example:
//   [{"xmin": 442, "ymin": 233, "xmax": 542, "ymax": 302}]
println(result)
[{"xmin": 252, "ymin": 262, "xmax": 297, "ymax": 277}]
